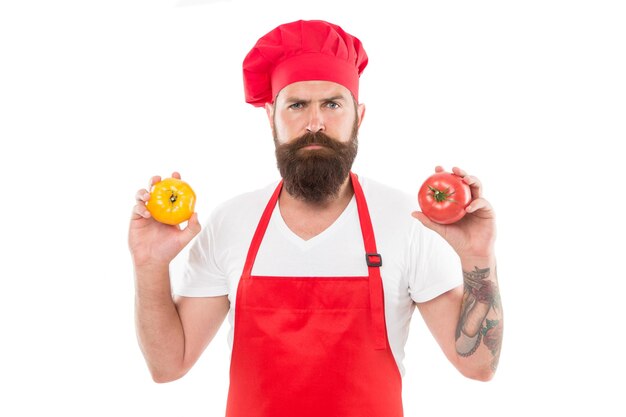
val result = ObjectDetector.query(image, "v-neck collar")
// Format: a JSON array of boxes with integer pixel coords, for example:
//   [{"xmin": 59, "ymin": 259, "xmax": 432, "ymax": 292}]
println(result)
[{"xmin": 272, "ymin": 195, "xmax": 357, "ymax": 250}]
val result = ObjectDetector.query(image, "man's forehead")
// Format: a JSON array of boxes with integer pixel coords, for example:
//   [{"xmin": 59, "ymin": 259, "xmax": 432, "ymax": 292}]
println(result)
[{"xmin": 276, "ymin": 80, "xmax": 353, "ymax": 102}]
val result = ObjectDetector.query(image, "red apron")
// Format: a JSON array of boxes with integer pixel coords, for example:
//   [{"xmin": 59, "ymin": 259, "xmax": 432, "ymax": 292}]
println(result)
[{"xmin": 226, "ymin": 172, "xmax": 403, "ymax": 417}]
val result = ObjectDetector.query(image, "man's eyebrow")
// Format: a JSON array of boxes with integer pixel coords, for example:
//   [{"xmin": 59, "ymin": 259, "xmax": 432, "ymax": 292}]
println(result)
[
  {"xmin": 283, "ymin": 96, "xmax": 307, "ymax": 104},
  {"xmin": 284, "ymin": 95, "xmax": 348, "ymax": 103},
  {"xmin": 324, "ymin": 95, "xmax": 348, "ymax": 102}
]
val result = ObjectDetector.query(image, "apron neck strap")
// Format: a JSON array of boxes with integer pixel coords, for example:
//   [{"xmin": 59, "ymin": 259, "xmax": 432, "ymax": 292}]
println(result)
[{"xmin": 241, "ymin": 180, "xmax": 283, "ymax": 279}]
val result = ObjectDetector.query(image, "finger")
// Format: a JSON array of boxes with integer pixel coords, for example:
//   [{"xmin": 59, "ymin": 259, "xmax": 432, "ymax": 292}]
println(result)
[
  {"xmin": 462, "ymin": 175, "xmax": 483, "ymax": 199},
  {"xmin": 135, "ymin": 189, "xmax": 151, "ymax": 202},
  {"xmin": 183, "ymin": 212, "xmax": 202, "ymax": 238},
  {"xmin": 132, "ymin": 202, "xmax": 152, "ymax": 219},
  {"xmin": 411, "ymin": 211, "xmax": 445, "ymax": 235},
  {"xmin": 466, "ymin": 197, "xmax": 493, "ymax": 215},
  {"xmin": 435, "ymin": 165, "xmax": 445, "ymax": 173},
  {"xmin": 452, "ymin": 166, "xmax": 467, "ymax": 177},
  {"xmin": 149, "ymin": 175, "xmax": 162, "ymax": 189},
  {"xmin": 172, "ymin": 171, "xmax": 181, "ymax": 180}
]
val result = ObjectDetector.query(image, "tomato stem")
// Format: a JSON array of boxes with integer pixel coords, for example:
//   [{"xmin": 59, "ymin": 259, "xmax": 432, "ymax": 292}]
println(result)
[{"xmin": 428, "ymin": 185, "xmax": 456, "ymax": 203}]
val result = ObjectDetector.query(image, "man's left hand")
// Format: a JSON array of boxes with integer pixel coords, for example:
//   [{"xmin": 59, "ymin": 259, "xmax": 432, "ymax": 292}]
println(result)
[{"xmin": 412, "ymin": 166, "xmax": 496, "ymax": 259}]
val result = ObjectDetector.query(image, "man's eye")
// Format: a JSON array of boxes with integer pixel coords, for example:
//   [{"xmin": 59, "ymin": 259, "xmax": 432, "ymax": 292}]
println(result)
[
  {"xmin": 326, "ymin": 102, "xmax": 340, "ymax": 109},
  {"xmin": 289, "ymin": 103, "xmax": 304, "ymax": 109}
]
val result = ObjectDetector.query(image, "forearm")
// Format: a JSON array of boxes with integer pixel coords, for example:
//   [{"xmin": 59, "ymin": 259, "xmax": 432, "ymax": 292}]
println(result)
[
  {"xmin": 134, "ymin": 263, "xmax": 185, "ymax": 382},
  {"xmin": 455, "ymin": 256, "xmax": 503, "ymax": 380}
]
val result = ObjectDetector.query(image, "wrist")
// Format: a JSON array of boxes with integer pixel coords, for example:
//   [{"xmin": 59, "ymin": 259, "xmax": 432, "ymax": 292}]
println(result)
[
  {"xmin": 460, "ymin": 254, "xmax": 496, "ymax": 268},
  {"xmin": 133, "ymin": 261, "xmax": 171, "ymax": 286},
  {"xmin": 131, "ymin": 254, "xmax": 171, "ymax": 271}
]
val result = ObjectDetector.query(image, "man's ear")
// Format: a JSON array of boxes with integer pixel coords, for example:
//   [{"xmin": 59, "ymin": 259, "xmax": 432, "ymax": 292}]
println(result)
[
  {"xmin": 357, "ymin": 103, "xmax": 366, "ymax": 129},
  {"xmin": 265, "ymin": 102, "xmax": 275, "ymax": 130}
]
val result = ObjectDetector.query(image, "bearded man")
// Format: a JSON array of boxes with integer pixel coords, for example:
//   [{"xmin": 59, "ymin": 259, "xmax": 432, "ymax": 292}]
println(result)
[{"xmin": 129, "ymin": 19, "xmax": 502, "ymax": 417}]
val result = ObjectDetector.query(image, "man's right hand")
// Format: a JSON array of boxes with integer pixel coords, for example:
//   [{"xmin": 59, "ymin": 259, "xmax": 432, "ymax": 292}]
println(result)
[{"xmin": 129, "ymin": 172, "xmax": 202, "ymax": 267}]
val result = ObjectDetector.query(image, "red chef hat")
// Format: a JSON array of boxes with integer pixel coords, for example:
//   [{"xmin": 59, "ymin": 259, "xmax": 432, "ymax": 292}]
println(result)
[{"xmin": 243, "ymin": 20, "xmax": 368, "ymax": 107}]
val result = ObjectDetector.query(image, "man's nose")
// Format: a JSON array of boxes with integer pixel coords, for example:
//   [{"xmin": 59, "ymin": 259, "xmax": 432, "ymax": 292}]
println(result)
[{"xmin": 305, "ymin": 107, "xmax": 325, "ymax": 132}]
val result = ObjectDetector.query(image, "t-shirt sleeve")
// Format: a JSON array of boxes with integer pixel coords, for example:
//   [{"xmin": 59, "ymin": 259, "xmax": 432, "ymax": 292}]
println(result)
[
  {"xmin": 173, "ymin": 217, "xmax": 229, "ymax": 297},
  {"xmin": 407, "ymin": 223, "xmax": 462, "ymax": 303}
]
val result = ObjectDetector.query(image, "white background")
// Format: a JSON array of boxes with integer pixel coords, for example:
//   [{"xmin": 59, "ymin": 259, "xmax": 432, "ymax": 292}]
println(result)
[{"xmin": 1, "ymin": 0, "xmax": 625, "ymax": 415}]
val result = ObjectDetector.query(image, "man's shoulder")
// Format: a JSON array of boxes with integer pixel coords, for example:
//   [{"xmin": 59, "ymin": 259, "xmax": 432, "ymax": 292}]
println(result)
[
  {"xmin": 208, "ymin": 180, "xmax": 280, "ymax": 225},
  {"xmin": 357, "ymin": 175, "xmax": 422, "ymax": 237},
  {"xmin": 219, "ymin": 181, "xmax": 279, "ymax": 208},
  {"xmin": 358, "ymin": 175, "xmax": 415, "ymax": 210}
]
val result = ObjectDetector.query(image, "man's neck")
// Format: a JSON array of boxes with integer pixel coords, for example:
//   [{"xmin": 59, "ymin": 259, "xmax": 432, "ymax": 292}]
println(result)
[{"xmin": 278, "ymin": 176, "xmax": 354, "ymax": 241}]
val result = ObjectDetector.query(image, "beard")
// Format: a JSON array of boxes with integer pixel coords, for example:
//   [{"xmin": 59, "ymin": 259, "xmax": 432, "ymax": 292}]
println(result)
[{"xmin": 274, "ymin": 121, "xmax": 359, "ymax": 204}]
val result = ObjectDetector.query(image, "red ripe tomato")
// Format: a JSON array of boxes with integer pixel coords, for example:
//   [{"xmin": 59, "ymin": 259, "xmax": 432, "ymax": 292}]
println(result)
[{"xmin": 418, "ymin": 172, "xmax": 471, "ymax": 224}]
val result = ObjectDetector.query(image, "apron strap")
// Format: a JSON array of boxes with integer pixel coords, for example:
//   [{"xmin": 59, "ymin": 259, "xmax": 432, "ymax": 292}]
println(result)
[
  {"xmin": 241, "ymin": 181, "xmax": 283, "ymax": 279},
  {"xmin": 350, "ymin": 172, "xmax": 388, "ymax": 350}
]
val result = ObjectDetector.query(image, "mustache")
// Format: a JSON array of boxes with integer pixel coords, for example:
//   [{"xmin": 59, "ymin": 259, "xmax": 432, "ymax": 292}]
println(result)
[{"xmin": 286, "ymin": 131, "xmax": 346, "ymax": 151}]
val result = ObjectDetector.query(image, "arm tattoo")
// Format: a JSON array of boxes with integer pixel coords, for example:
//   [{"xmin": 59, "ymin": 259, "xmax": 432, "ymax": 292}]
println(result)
[{"xmin": 456, "ymin": 266, "xmax": 502, "ymax": 371}]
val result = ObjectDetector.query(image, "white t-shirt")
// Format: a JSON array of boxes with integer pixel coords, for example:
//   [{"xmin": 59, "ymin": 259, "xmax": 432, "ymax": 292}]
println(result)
[{"xmin": 174, "ymin": 176, "xmax": 462, "ymax": 376}]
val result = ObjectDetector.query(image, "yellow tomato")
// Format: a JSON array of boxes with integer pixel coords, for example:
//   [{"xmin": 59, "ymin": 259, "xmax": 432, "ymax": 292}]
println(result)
[{"xmin": 146, "ymin": 178, "xmax": 196, "ymax": 225}]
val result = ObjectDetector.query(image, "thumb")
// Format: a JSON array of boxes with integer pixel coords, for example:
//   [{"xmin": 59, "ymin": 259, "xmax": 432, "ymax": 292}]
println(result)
[
  {"xmin": 183, "ymin": 212, "xmax": 202, "ymax": 239},
  {"xmin": 411, "ymin": 211, "xmax": 444, "ymax": 235}
]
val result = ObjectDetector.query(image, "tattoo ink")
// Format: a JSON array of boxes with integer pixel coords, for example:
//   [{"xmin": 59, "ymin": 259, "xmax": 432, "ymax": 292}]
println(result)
[{"xmin": 456, "ymin": 266, "xmax": 502, "ymax": 371}]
